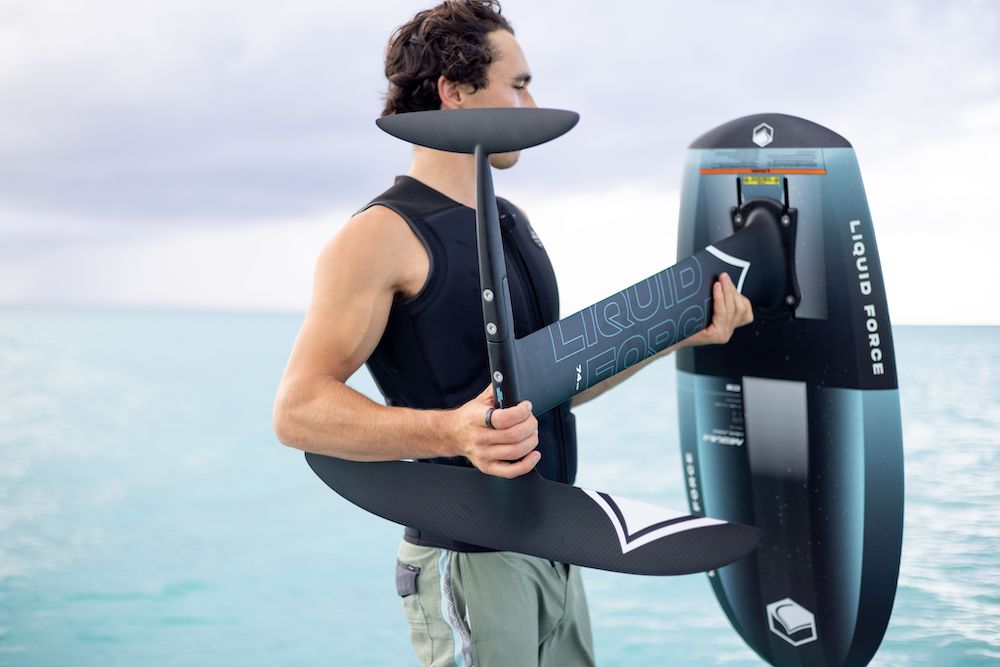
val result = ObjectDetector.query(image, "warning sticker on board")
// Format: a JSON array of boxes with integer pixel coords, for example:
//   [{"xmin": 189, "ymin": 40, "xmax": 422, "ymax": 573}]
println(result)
[
  {"xmin": 701, "ymin": 148, "xmax": 826, "ymax": 174},
  {"xmin": 743, "ymin": 176, "xmax": 781, "ymax": 186}
]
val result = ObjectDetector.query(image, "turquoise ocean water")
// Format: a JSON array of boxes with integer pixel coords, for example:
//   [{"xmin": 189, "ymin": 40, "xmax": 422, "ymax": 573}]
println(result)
[{"xmin": 0, "ymin": 310, "xmax": 997, "ymax": 666}]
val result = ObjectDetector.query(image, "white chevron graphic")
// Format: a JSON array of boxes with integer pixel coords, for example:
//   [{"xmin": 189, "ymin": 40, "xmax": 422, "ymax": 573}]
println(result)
[
  {"xmin": 705, "ymin": 245, "xmax": 751, "ymax": 294},
  {"xmin": 583, "ymin": 489, "xmax": 723, "ymax": 554}
]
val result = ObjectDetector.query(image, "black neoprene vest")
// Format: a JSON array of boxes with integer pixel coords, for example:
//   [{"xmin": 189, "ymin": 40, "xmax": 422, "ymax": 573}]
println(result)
[{"xmin": 363, "ymin": 176, "xmax": 578, "ymax": 552}]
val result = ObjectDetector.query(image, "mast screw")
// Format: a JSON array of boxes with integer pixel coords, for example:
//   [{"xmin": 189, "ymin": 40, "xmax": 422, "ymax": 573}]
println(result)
[
  {"xmin": 492, "ymin": 371, "xmax": 504, "ymax": 383},
  {"xmin": 785, "ymin": 295, "xmax": 796, "ymax": 305},
  {"xmin": 486, "ymin": 322, "xmax": 497, "ymax": 335},
  {"xmin": 482, "ymin": 289, "xmax": 494, "ymax": 302},
  {"xmin": 734, "ymin": 214, "xmax": 743, "ymax": 225},
  {"xmin": 781, "ymin": 215, "xmax": 791, "ymax": 226}
]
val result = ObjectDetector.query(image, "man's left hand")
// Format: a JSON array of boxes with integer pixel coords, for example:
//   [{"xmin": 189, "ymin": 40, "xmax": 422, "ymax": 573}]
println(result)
[{"xmin": 685, "ymin": 271, "xmax": 753, "ymax": 347}]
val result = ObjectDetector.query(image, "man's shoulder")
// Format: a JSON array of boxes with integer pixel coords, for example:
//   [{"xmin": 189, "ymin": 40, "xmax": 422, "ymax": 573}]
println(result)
[
  {"xmin": 310, "ymin": 202, "xmax": 427, "ymax": 297},
  {"xmin": 337, "ymin": 203, "xmax": 412, "ymax": 250},
  {"xmin": 342, "ymin": 177, "xmax": 426, "ymax": 232}
]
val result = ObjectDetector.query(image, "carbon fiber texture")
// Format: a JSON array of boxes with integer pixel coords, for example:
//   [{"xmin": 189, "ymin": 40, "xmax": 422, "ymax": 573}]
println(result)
[
  {"xmin": 376, "ymin": 108, "xmax": 579, "ymax": 154},
  {"xmin": 306, "ymin": 454, "xmax": 759, "ymax": 576}
]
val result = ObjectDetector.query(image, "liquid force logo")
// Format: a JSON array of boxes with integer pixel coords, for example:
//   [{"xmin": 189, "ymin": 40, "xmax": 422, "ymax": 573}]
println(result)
[
  {"xmin": 753, "ymin": 123, "xmax": 774, "ymax": 147},
  {"xmin": 766, "ymin": 598, "xmax": 818, "ymax": 647}
]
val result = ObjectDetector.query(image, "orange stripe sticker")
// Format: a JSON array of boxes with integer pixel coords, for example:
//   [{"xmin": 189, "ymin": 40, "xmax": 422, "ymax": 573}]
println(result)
[{"xmin": 700, "ymin": 168, "xmax": 827, "ymax": 175}]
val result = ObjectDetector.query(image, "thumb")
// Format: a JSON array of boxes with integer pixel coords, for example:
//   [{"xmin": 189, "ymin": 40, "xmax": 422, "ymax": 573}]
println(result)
[{"xmin": 475, "ymin": 384, "xmax": 496, "ymax": 406}]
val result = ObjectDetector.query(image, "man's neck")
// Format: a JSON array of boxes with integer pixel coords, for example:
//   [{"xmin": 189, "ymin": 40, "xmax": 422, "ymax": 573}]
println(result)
[{"xmin": 406, "ymin": 146, "xmax": 477, "ymax": 208}]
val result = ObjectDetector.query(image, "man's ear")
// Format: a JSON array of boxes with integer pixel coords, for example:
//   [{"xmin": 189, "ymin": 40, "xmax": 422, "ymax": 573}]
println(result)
[{"xmin": 437, "ymin": 75, "xmax": 465, "ymax": 110}]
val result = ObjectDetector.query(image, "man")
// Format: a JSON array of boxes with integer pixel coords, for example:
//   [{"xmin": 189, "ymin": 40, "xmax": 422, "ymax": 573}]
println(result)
[{"xmin": 273, "ymin": 2, "xmax": 752, "ymax": 665}]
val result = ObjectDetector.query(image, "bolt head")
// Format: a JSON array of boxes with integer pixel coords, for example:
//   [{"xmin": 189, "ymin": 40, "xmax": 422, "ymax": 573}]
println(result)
[
  {"xmin": 486, "ymin": 322, "xmax": 497, "ymax": 335},
  {"xmin": 482, "ymin": 289, "xmax": 494, "ymax": 302},
  {"xmin": 492, "ymin": 370, "xmax": 504, "ymax": 383},
  {"xmin": 781, "ymin": 215, "xmax": 791, "ymax": 226},
  {"xmin": 785, "ymin": 295, "xmax": 796, "ymax": 305}
]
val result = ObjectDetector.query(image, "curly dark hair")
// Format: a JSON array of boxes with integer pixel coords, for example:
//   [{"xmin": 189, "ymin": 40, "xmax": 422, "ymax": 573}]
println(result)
[{"xmin": 382, "ymin": 1, "xmax": 514, "ymax": 116}]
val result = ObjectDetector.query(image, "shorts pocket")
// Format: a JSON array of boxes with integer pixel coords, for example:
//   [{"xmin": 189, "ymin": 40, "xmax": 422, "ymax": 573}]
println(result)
[
  {"xmin": 397, "ymin": 560, "xmax": 434, "ymax": 665},
  {"xmin": 396, "ymin": 560, "xmax": 420, "ymax": 597}
]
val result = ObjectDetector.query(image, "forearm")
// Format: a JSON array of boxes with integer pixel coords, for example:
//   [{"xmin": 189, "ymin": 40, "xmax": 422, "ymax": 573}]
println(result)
[{"xmin": 273, "ymin": 375, "xmax": 451, "ymax": 461}]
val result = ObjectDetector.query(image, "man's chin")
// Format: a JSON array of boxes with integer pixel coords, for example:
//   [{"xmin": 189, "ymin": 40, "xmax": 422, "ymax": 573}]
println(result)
[{"xmin": 489, "ymin": 150, "xmax": 521, "ymax": 169}]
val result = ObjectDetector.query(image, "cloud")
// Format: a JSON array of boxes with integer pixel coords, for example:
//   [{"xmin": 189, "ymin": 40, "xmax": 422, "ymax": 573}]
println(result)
[
  {"xmin": 0, "ymin": 207, "xmax": 346, "ymax": 311},
  {"xmin": 0, "ymin": 0, "xmax": 998, "ymax": 322},
  {"xmin": 514, "ymin": 184, "xmax": 682, "ymax": 315},
  {"xmin": 0, "ymin": 0, "xmax": 413, "ymax": 221},
  {"xmin": 4, "ymin": 0, "xmax": 997, "ymax": 220}
]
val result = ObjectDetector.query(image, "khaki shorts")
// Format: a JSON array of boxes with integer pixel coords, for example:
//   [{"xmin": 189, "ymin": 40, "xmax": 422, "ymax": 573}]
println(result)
[{"xmin": 396, "ymin": 540, "xmax": 596, "ymax": 667}]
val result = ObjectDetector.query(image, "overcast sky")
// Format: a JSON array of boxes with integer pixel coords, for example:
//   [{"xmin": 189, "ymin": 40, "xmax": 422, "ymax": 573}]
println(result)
[{"xmin": 1, "ymin": 0, "xmax": 997, "ymax": 323}]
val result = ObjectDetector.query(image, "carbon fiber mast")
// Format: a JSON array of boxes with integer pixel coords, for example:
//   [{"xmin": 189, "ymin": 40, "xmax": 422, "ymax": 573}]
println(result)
[
  {"xmin": 475, "ymin": 143, "xmax": 520, "ymax": 408},
  {"xmin": 512, "ymin": 211, "xmax": 795, "ymax": 414}
]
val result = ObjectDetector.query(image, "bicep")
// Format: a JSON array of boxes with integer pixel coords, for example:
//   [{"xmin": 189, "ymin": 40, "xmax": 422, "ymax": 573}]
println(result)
[{"xmin": 281, "ymin": 217, "xmax": 402, "ymax": 386}]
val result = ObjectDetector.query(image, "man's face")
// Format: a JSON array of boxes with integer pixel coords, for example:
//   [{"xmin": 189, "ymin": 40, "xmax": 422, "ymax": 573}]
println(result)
[
  {"xmin": 462, "ymin": 30, "xmax": 536, "ymax": 169},
  {"xmin": 466, "ymin": 30, "xmax": 536, "ymax": 110}
]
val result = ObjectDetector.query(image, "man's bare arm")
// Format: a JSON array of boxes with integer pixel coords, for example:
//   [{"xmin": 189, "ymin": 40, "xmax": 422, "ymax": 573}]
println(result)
[{"xmin": 272, "ymin": 206, "xmax": 540, "ymax": 479}]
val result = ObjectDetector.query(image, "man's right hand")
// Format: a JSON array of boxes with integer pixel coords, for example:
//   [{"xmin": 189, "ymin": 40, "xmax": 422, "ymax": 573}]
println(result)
[{"xmin": 448, "ymin": 385, "xmax": 540, "ymax": 479}]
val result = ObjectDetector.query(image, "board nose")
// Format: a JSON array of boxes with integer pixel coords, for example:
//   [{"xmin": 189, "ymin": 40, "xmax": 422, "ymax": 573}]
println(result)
[{"xmin": 376, "ymin": 108, "xmax": 579, "ymax": 154}]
